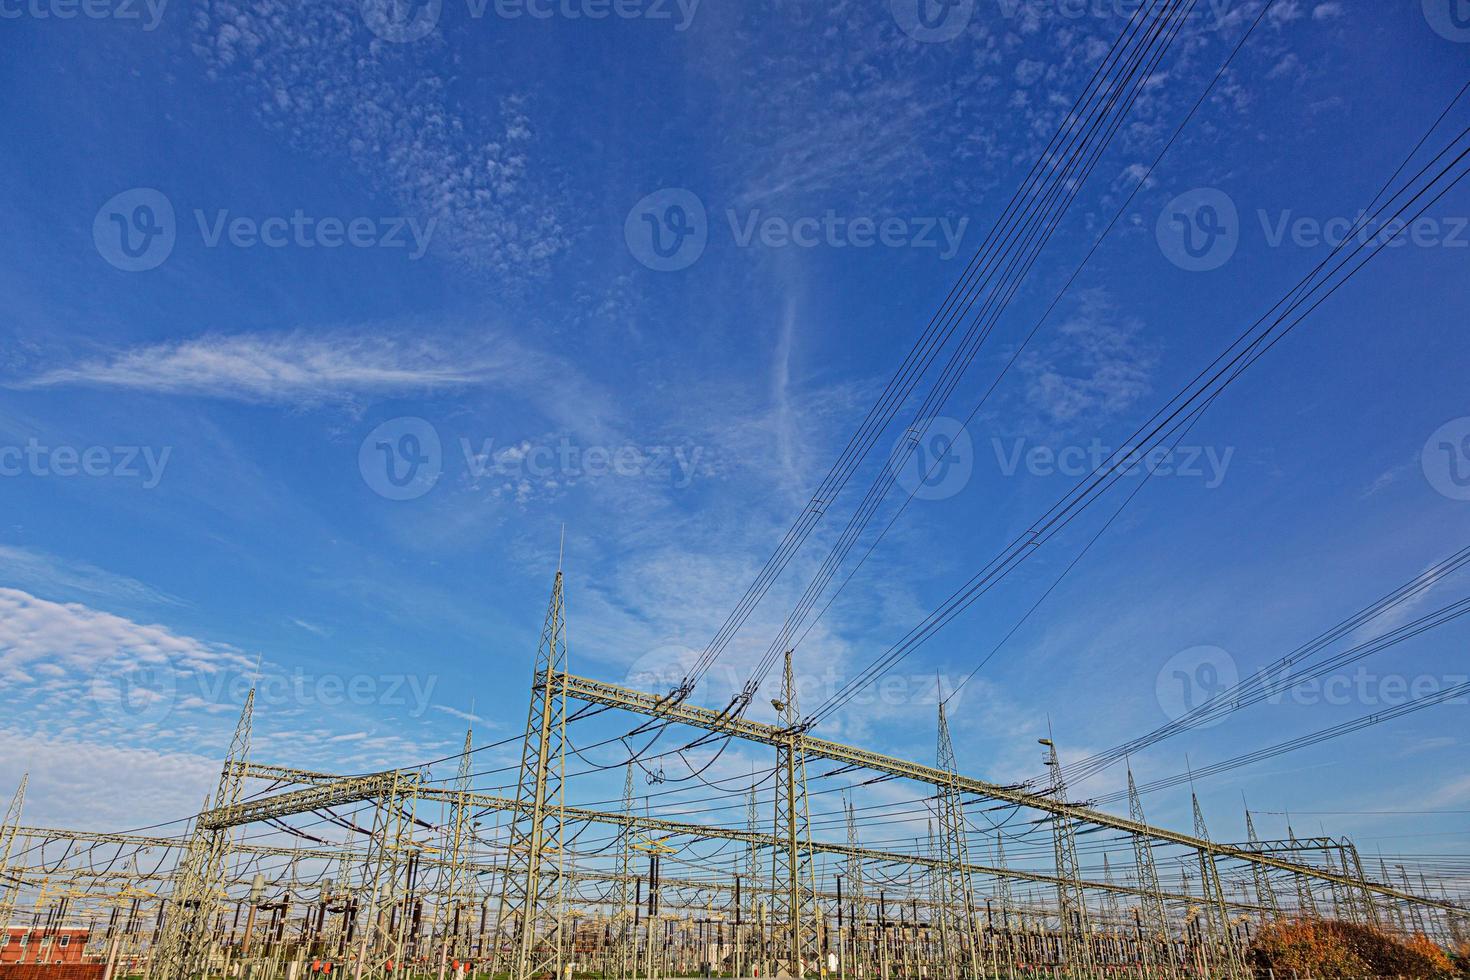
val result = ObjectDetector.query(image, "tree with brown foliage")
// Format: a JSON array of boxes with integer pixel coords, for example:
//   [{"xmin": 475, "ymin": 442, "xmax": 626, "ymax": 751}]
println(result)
[{"xmin": 1249, "ymin": 919, "xmax": 1453, "ymax": 978}]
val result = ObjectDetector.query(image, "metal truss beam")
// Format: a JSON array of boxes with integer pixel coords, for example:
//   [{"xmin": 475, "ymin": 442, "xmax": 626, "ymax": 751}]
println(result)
[
  {"xmin": 198, "ymin": 772, "xmax": 414, "ymax": 830},
  {"xmin": 555, "ymin": 673, "xmax": 1465, "ymax": 913}
]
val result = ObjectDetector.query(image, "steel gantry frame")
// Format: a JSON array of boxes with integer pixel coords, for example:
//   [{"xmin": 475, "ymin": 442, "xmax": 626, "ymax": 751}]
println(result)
[
  {"xmin": 92, "ymin": 613, "xmax": 1464, "ymax": 980},
  {"xmin": 552, "ymin": 671, "xmax": 1464, "ymax": 912}
]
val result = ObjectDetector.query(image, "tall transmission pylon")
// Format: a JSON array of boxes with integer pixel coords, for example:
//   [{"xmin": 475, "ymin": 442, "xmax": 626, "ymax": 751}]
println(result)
[
  {"xmin": 1127, "ymin": 764, "xmax": 1174, "ymax": 978},
  {"xmin": 1190, "ymin": 792, "xmax": 1240, "ymax": 978},
  {"xmin": 1101, "ymin": 854, "xmax": 1123, "ymax": 929},
  {"xmin": 616, "ymin": 763, "xmax": 636, "ymax": 979},
  {"xmin": 934, "ymin": 697, "xmax": 977, "ymax": 978},
  {"xmin": 746, "ymin": 775, "xmax": 762, "ymax": 972},
  {"xmin": 1242, "ymin": 804, "xmax": 1279, "ymax": 921},
  {"xmin": 498, "ymin": 568, "xmax": 570, "ymax": 980},
  {"xmin": 1344, "ymin": 844, "xmax": 1381, "ymax": 928},
  {"xmin": 152, "ymin": 688, "xmax": 254, "ymax": 980},
  {"xmin": 1381, "ymin": 858, "xmax": 1408, "ymax": 934},
  {"xmin": 438, "ymin": 727, "xmax": 476, "ymax": 978},
  {"xmin": 353, "ymin": 767, "xmax": 410, "ymax": 980},
  {"xmin": 771, "ymin": 650, "xmax": 817, "ymax": 977},
  {"xmin": 0, "ymin": 773, "xmax": 28, "ymax": 935},
  {"xmin": 1287, "ymin": 824, "xmax": 1319, "ymax": 920},
  {"xmin": 844, "ymin": 795, "xmax": 865, "ymax": 979},
  {"xmin": 1041, "ymin": 736, "xmax": 1093, "ymax": 972}
]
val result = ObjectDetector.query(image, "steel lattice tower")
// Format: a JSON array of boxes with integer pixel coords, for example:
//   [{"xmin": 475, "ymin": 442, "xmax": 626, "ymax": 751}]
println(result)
[
  {"xmin": 1345, "ymin": 844, "xmax": 1381, "ymax": 928},
  {"xmin": 0, "ymin": 774, "xmax": 28, "ymax": 936},
  {"xmin": 1041, "ymin": 737, "xmax": 1093, "ymax": 972},
  {"xmin": 437, "ymin": 727, "xmax": 476, "ymax": 977},
  {"xmin": 993, "ymin": 836, "xmax": 1013, "ymax": 932},
  {"xmin": 498, "ymin": 569, "xmax": 570, "ymax": 980},
  {"xmin": 844, "ymin": 795, "xmax": 865, "ymax": 977},
  {"xmin": 934, "ymin": 699, "xmax": 978, "ymax": 978},
  {"xmin": 771, "ymin": 650, "xmax": 817, "ymax": 976},
  {"xmin": 1127, "ymin": 765, "xmax": 1175, "ymax": 979},
  {"xmin": 1243, "ymin": 805, "xmax": 1280, "ymax": 921},
  {"xmin": 616, "ymin": 763, "xmax": 636, "ymax": 979},
  {"xmin": 1191, "ymin": 792, "xmax": 1242, "ymax": 978},
  {"xmin": 151, "ymin": 689, "xmax": 253, "ymax": 980},
  {"xmin": 1287, "ymin": 824, "xmax": 1319, "ymax": 919}
]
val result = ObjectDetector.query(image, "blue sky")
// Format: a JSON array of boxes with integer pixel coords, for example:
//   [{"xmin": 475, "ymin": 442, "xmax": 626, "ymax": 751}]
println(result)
[{"xmin": 1, "ymin": 0, "xmax": 1468, "ymax": 888}]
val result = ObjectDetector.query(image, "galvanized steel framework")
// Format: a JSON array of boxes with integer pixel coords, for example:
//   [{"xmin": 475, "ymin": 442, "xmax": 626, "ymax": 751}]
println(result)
[{"xmin": 5, "ymin": 575, "xmax": 1467, "ymax": 980}]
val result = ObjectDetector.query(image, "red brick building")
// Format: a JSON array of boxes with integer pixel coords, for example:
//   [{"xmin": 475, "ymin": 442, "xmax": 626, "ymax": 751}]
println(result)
[{"xmin": 1, "ymin": 929, "xmax": 92, "ymax": 966}]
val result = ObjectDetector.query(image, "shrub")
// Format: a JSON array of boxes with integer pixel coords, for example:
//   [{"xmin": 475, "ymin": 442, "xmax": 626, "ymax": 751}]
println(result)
[{"xmin": 1248, "ymin": 918, "xmax": 1453, "ymax": 978}]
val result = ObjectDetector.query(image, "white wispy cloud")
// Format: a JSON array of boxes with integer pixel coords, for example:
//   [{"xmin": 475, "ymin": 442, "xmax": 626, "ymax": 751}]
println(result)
[
  {"xmin": 0, "ymin": 586, "xmax": 253, "ymax": 693},
  {"xmin": 1017, "ymin": 288, "xmax": 1158, "ymax": 427},
  {"xmin": 0, "ymin": 546, "xmax": 182, "ymax": 609},
  {"xmin": 16, "ymin": 333, "xmax": 490, "ymax": 405},
  {"xmin": 14, "ymin": 330, "xmax": 622, "ymax": 439},
  {"xmin": 0, "ymin": 729, "xmax": 219, "ymax": 830}
]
